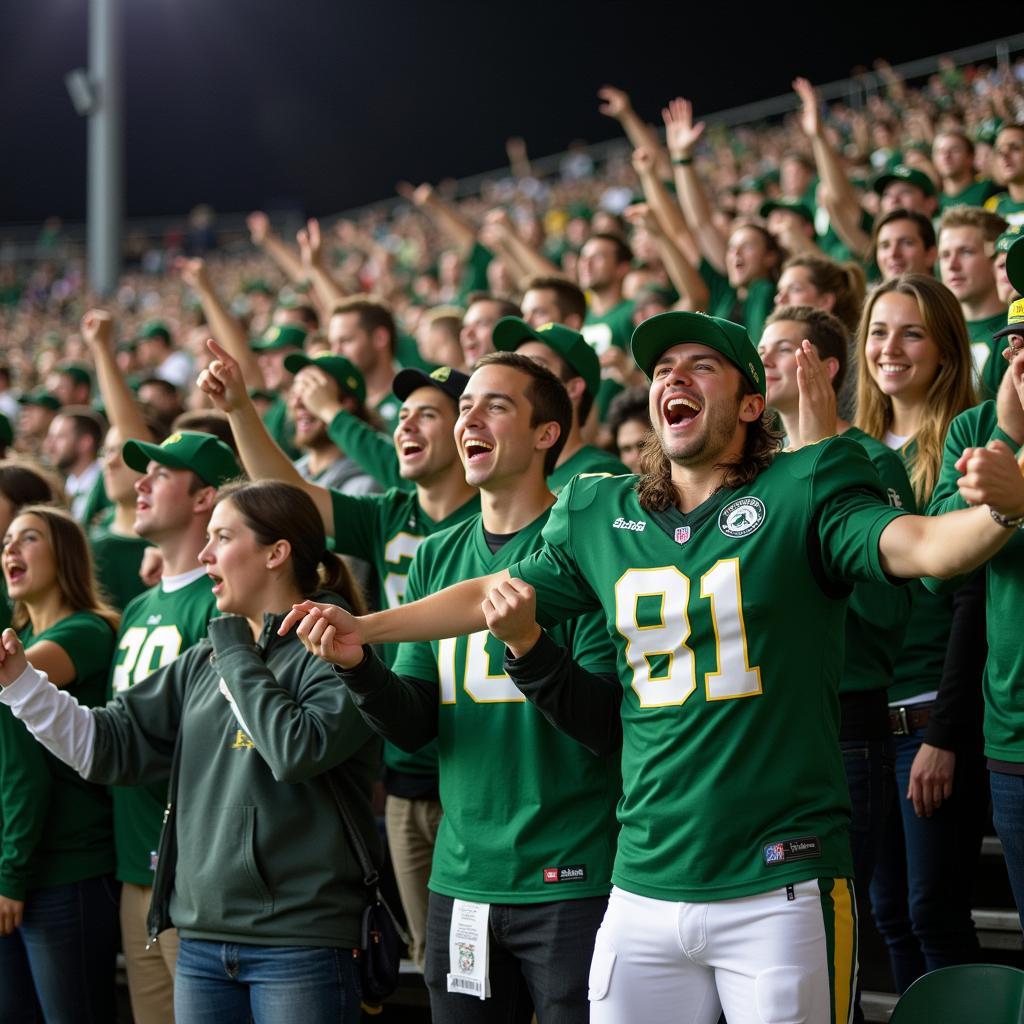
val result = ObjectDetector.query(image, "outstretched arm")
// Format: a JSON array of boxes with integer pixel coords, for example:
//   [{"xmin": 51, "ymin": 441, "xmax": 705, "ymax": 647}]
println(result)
[
  {"xmin": 297, "ymin": 218, "xmax": 347, "ymax": 312},
  {"xmin": 247, "ymin": 211, "xmax": 306, "ymax": 284},
  {"xmin": 397, "ymin": 181, "xmax": 477, "ymax": 256},
  {"xmin": 624, "ymin": 201, "xmax": 708, "ymax": 311},
  {"xmin": 599, "ymin": 85, "xmax": 672, "ymax": 181}
]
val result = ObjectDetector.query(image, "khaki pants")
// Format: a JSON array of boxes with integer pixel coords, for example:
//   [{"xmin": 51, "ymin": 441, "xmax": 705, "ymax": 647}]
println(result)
[
  {"xmin": 385, "ymin": 795, "xmax": 442, "ymax": 970},
  {"xmin": 120, "ymin": 882, "xmax": 180, "ymax": 1024}
]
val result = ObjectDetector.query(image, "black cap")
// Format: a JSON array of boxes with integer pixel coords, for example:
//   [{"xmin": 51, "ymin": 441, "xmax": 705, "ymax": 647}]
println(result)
[{"xmin": 392, "ymin": 365, "xmax": 470, "ymax": 404}]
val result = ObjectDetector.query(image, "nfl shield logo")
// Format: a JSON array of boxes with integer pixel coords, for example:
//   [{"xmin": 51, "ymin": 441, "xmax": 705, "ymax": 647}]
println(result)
[{"xmin": 674, "ymin": 526, "xmax": 691, "ymax": 544}]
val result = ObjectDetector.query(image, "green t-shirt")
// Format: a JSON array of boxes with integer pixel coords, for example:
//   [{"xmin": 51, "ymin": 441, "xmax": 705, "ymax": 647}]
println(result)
[
  {"xmin": 510, "ymin": 438, "xmax": 907, "ymax": 902},
  {"xmin": 840, "ymin": 429, "xmax": 914, "ymax": 693},
  {"xmin": 396, "ymin": 332, "xmax": 437, "ymax": 373},
  {"xmin": 968, "ymin": 311, "xmax": 1012, "ymax": 400},
  {"xmin": 110, "ymin": 573, "xmax": 218, "ymax": 884},
  {"xmin": 927, "ymin": 401, "xmax": 1024, "ymax": 760},
  {"xmin": 89, "ymin": 525, "xmax": 152, "ymax": 612},
  {"xmin": 374, "ymin": 394, "xmax": 402, "ymax": 436},
  {"xmin": 547, "ymin": 445, "xmax": 628, "ymax": 495},
  {"xmin": 20, "ymin": 612, "xmax": 117, "ymax": 890},
  {"xmin": 986, "ymin": 193, "xmax": 1024, "ymax": 228},
  {"xmin": 582, "ymin": 299, "xmax": 635, "ymax": 356},
  {"xmin": 330, "ymin": 486, "xmax": 480, "ymax": 776},
  {"xmin": 699, "ymin": 260, "xmax": 776, "ymax": 344},
  {"xmin": 939, "ymin": 179, "xmax": 999, "ymax": 212},
  {"xmin": 393, "ymin": 511, "xmax": 620, "ymax": 903},
  {"xmin": 456, "ymin": 242, "xmax": 494, "ymax": 306},
  {"xmin": 263, "ymin": 394, "xmax": 299, "ymax": 460}
]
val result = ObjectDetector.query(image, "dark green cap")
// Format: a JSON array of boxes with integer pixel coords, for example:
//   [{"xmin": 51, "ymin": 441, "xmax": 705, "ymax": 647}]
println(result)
[
  {"xmin": 122, "ymin": 430, "xmax": 241, "ymax": 488},
  {"xmin": 631, "ymin": 311, "xmax": 765, "ymax": 396},
  {"xmin": 997, "ymin": 225, "xmax": 1024, "ymax": 256},
  {"xmin": 55, "ymin": 362, "xmax": 92, "ymax": 387},
  {"xmin": 137, "ymin": 320, "xmax": 171, "ymax": 344},
  {"xmin": 759, "ymin": 198, "xmax": 814, "ymax": 225},
  {"xmin": 872, "ymin": 164, "xmax": 936, "ymax": 199},
  {"xmin": 242, "ymin": 278, "xmax": 273, "ymax": 297},
  {"xmin": 251, "ymin": 323, "xmax": 308, "ymax": 353},
  {"xmin": 18, "ymin": 389, "xmax": 61, "ymax": 411},
  {"xmin": 284, "ymin": 352, "xmax": 366, "ymax": 403},
  {"xmin": 0, "ymin": 413, "xmax": 12, "ymax": 450},
  {"xmin": 492, "ymin": 317, "xmax": 600, "ymax": 400}
]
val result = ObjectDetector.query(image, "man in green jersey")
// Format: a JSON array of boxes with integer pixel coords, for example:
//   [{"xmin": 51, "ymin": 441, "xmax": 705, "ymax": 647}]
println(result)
[
  {"xmin": 578, "ymin": 233, "xmax": 635, "ymax": 356},
  {"xmin": 937, "ymin": 206, "xmax": 1009, "ymax": 395},
  {"xmin": 287, "ymin": 352, "xmax": 621, "ymax": 1022},
  {"xmin": 492, "ymin": 317, "xmax": 627, "ymax": 489},
  {"xmin": 985, "ymin": 125, "xmax": 1024, "ymax": 227},
  {"xmin": 934, "ymin": 130, "xmax": 999, "ymax": 212},
  {"xmin": 198, "ymin": 344, "xmax": 478, "ymax": 972},
  {"xmin": 112, "ymin": 430, "xmax": 241, "ymax": 1024},
  {"xmin": 285, "ymin": 313, "xmax": 1024, "ymax": 1023}
]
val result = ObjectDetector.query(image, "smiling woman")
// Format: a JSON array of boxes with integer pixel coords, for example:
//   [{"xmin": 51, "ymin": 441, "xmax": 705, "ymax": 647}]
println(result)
[
  {"xmin": 0, "ymin": 481, "xmax": 379, "ymax": 1024},
  {"xmin": 0, "ymin": 505, "xmax": 120, "ymax": 1024}
]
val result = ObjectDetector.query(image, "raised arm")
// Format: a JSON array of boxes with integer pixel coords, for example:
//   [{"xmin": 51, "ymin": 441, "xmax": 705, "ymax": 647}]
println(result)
[
  {"xmin": 480, "ymin": 208, "xmax": 561, "ymax": 282},
  {"xmin": 663, "ymin": 98, "xmax": 727, "ymax": 273},
  {"xmin": 632, "ymin": 145, "xmax": 701, "ymax": 266},
  {"xmin": 296, "ymin": 218, "xmax": 347, "ymax": 313},
  {"xmin": 397, "ymin": 181, "xmax": 477, "ymax": 256},
  {"xmin": 81, "ymin": 309, "xmax": 154, "ymax": 443},
  {"xmin": 178, "ymin": 257, "xmax": 265, "ymax": 387},
  {"xmin": 247, "ymin": 210, "xmax": 306, "ymax": 284},
  {"xmin": 624, "ymin": 201, "xmax": 708, "ymax": 311},
  {"xmin": 598, "ymin": 85, "xmax": 672, "ymax": 181}
]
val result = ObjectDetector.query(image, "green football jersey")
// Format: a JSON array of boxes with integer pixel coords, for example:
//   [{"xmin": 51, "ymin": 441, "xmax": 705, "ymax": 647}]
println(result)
[
  {"xmin": 547, "ymin": 446, "xmax": 628, "ymax": 495},
  {"xmin": 841, "ymin": 429, "xmax": 914, "ymax": 693},
  {"xmin": 330, "ymin": 486, "xmax": 480, "ymax": 776},
  {"xmin": 938, "ymin": 179, "xmax": 999, "ymax": 212},
  {"xmin": 699, "ymin": 260, "xmax": 776, "ymax": 345},
  {"xmin": 263, "ymin": 394, "xmax": 299, "ymax": 460},
  {"xmin": 510, "ymin": 438, "xmax": 907, "ymax": 901},
  {"xmin": 986, "ymin": 193, "xmax": 1024, "ymax": 228},
  {"xmin": 89, "ymin": 524, "xmax": 152, "ymax": 611},
  {"xmin": 927, "ymin": 401, "xmax": 1024, "ymax": 760},
  {"xmin": 582, "ymin": 298, "xmax": 635, "ymax": 356},
  {"xmin": 110, "ymin": 572, "xmax": 218, "ymax": 885},
  {"xmin": 968, "ymin": 311, "xmax": 1012, "ymax": 400},
  {"xmin": 393, "ymin": 511, "xmax": 620, "ymax": 903}
]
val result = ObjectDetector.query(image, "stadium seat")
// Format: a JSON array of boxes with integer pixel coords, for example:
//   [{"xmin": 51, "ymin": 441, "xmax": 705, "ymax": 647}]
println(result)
[{"xmin": 889, "ymin": 964, "xmax": 1024, "ymax": 1023}]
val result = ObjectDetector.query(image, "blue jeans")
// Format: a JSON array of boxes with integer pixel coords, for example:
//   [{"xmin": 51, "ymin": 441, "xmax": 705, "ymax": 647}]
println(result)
[
  {"xmin": 869, "ymin": 728, "xmax": 986, "ymax": 993},
  {"xmin": 425, "ymin": 891, "xmax": 608, "ymax": 1023},
  {"xmin": 990, "ymin": 771, "xmax": 1024, "ymax": 930},
  {"xmin": 842, "ymin": 738, "xmax": 895, "ymax": 1023},
  {"xmin": 0, "ymin": 873, "xmax": 120, "ymax": 1024},
  {"xmin": 174, "ymin": 937, "xmax": 362, "ymax": 1024}
]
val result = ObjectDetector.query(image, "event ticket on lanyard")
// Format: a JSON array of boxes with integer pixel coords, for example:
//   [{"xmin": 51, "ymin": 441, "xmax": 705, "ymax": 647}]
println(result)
[{"xmin": 446, "ymin": 899, "xmax": 491, "ymax": 999}]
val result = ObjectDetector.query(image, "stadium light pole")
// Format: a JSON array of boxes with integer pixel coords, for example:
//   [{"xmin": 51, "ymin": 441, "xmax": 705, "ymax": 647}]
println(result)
[{"xmin": 87, "ymin": 0, "xmax": 123, "ymax": 296}]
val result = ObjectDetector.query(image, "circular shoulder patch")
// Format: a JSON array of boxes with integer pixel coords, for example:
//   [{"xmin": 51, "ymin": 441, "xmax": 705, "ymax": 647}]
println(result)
[{"xmin": 718, "ymin": 496, "xmax": 766, "ymax": 538}]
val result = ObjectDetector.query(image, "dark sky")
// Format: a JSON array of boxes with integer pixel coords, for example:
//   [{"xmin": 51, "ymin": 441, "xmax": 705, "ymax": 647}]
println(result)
[{"xmin": 2, "ymin": 1, "xmax": 1020, "ymax": 224}]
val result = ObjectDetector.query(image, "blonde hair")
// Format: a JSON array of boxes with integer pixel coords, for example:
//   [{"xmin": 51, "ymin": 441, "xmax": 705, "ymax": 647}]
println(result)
[{"xmin": 854, "ymin": 274, "xmax": 976, "ymax": 504}]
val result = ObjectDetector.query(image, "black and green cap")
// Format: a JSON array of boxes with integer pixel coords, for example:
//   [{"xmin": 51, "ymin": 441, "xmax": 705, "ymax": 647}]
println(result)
[
  {"xmin": 631, "ymin": 311, "xmax": 765, "ymax": 396},
  {"xmin": 759, "ymin": 198, "xmax": 814, "ymax": 226},
  {"xmin": 18, "ymin": 389, "xmax": 61, "ymax": 411},
  {"xmin": 993, "ymin": 297, "xmax": 1024, "ymax": 341},
  {"xmin": 1002, "ymin": 232, "xmax": 1024, "ymax": 296},
  {"xmin": 872, "ymin": 164, "xmax": 936, "ymax": 199},
  {"xmin": 492, "ymin": 316, "xmax": 600, "ymax": 400},
  {"xmin": 0, "ymin": 413, "xmax": 12, "ymax": 450},
  {"xmin": 137, "ymin": 320, "xmax": 171, "ymax": 344},
  {"xmin": 122, "ymin": 430, "xmax": 241, "ymax": 488},
  {"xmin": 284, "ymin": 352, "xmax": 366, "ymax": 403},
  {"xmin": 251, "ymin": 323, "xmax": 308, "ymax": 353},
  {"xmin": 392, "ymin": 364, "xmax": 470, "ymax": 404}
]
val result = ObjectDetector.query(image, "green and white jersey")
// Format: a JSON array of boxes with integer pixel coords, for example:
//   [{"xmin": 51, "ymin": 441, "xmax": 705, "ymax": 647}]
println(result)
[
  {"xmin": 582, "ymin": 298, "xmax": 635, "ymax": 356},
  {"xmin": 841, "ymin": 428, "xmax": 914, "ymax": 693},
  {"xmin": 110, "ymin": 569, "xmax": 218, "ymax": 885},
  {"xmin": 967, "ymin": 311, "xmax": 1012, "ymax": 400},
  {"xmin": 88, "ymin": 524, "xmax": 152, "ymax": 612},
  {"xmin": 510, "ymin": 438, "xmax": 907, "ymax": 902},
  {"xmin": 927, "ymin": 401, "xmax": 1024, "ymax": 760},
  {"xmin": 394, "ymin": 511, "xmax": 620, "ymax": 904},
  {"xmin": 986, "ymin": 193, "xmax": 1024, "ymax": 227},
  {"xmin": 547, "ymin": 447, "xmax": 629, "ymax": 495},
  {"xmin": 330, "ymin": 486, "xmax": 480, "ymax": 775}
]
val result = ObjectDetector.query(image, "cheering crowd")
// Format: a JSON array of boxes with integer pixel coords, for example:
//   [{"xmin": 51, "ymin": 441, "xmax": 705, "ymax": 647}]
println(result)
[{"xmin": 1, "ymin": 54, "xmax": 1024, "ymax": 1024}]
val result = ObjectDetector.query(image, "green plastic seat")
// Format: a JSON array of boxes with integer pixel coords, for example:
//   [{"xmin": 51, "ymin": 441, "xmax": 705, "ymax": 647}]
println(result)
[{"xmin": 890, "ymin": 964, "xmax": 1024, "ymax": 1023}]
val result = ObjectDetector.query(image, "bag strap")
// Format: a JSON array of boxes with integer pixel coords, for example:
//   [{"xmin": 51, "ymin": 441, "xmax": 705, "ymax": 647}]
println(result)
[{"xmin": 323, "ymin": 769, "xmax": 379, "ymax": 889}]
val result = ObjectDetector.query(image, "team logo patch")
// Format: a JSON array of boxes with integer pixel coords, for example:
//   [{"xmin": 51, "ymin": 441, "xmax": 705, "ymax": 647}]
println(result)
[
  {"xmin": 430, "ymin": 366, "xmax": 452, "ymax": 382},
  {"xmin": 718, "ymin": 496, "xmax": 766, "ymax": 538},
  {"xmin": 612, "ymin": 517, "xmax": 646, "ymax": 532},
  {"xmin": 161, "ymin": 433, "xmax": 183, "ymax": 448},
  {"xmin": 886, "ymin": 487, "xmax": 904, "ymax": 509},
  {"xmin": 457, "ymin": 943, "xmax": 476, "ymax": 972},
  {"xmin": 542, "ymin": 864, "xmax": 587, "ymax": 883},
  {"xmin": 674, "ymin": 526, "xmax": 691, "ymax": 544},
  {"xmin": 763, "ymin": 836, "xmax": 821, "ymax": 866}
]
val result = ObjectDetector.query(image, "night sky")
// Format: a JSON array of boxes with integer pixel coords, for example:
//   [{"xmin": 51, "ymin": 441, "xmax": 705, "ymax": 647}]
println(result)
[{"xmin": 3, "ymin": 1, "xmax": 1020, "ymax": 225}]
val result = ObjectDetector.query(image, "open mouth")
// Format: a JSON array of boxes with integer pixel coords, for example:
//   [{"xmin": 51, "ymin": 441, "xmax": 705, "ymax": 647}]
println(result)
[
  {"xmin": 207, "ymin": 572, "xmax": 224, "ymax": 595},
  {"xmin": 877, "ymin": 362, "xmax": 910, "ymax": 377},
  {"xmin": 5, "ymin": 563, "xmax": 26, "ymax": 584},
  {"xmin": 664, "ymin": 395, "xmax": 701, "ymax": 427},
  {"xmin": 463, "ymin": 438, "xmax": 495, "ymax": 462},
  {"xmin": 400, "ymin": 440, "xmax": 425, "ymax": 458}
]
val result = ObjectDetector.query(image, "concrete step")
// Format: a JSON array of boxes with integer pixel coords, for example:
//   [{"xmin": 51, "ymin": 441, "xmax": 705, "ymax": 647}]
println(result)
[
  {"xmin": 983, "ymin": 835, "xmax": 1004, "ymax": 858},
  {"xmin": 974, "ymin": 907, "xmax": 1023, "ymax": 950},
  {"xmin": 862, "ymin": 990, "xmax": 897, "ymax": 1022}
]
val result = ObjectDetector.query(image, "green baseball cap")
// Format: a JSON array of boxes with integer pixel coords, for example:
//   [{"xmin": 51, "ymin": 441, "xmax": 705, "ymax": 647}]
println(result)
[
  {"xmin": 759, "ymin": 198, "xmax": 814, "ymax": 226},
  {"xmin": 996, "ymin": 225, "xmax": 1023, "ymax": 255},
  {"xmin": 137, "ymin": 320, "xmax": 171, "ymax": 344},
  {"xmin": 0, "ymin": 413, "xmax": 12, "ymax": 450},
  {"xmin": 122, "ymin": 430, "xmax": 241, "ymax": 488},
  {"xmin": 1004, "ymin": 233, "xmax": 1024, "ymax": 295},
  {"xmin": 284, "ymin": 353, "xmax": 366, "ymax": 403},
  {"xmin": 630, "ymin": 311, "xmax": 765, "ymax": 396},
  {"xmin": 872, "ymin": 165, "xmax": 937, "ymax": 199},
  {"xmin": 18, "ymin": 389, "xmax": 61, "ymax": 411},
  {"xmin": 492, "ymin": 317, "xmax": 601, "ymax": 400},
  {"xmin": 242, "ymin": 278, "xmax": 273, "ymax": 297},
  {"xmin": 55, "ymin": 362, "xmax": 92, "ymax": 387},
  {"xmin": 251, "ymin": 323, "xmax": 308, "ymax": 353}
]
